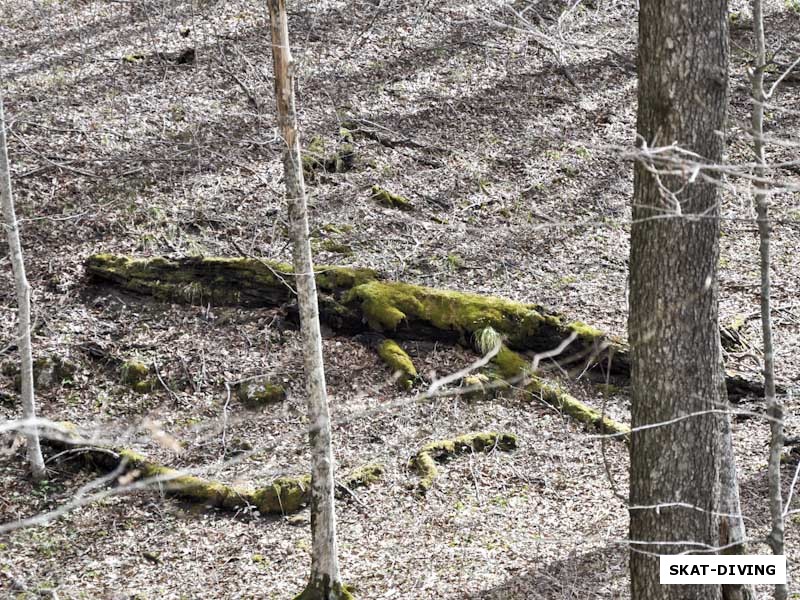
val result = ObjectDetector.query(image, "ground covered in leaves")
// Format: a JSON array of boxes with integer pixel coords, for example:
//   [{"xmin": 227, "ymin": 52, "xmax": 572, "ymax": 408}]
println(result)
[{"xmin": 1, "ymin": 0, "xmax": 800, "ymax": 598}]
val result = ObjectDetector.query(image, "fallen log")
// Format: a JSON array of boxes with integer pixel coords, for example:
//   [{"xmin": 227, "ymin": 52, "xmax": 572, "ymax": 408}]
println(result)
[
  {"xmin": 84, "ymin": 254, "xmax": 767, "ymax": 399},
  {"xmin": 85, "ymin": 254, "xmax": 626, "ymax": 373},
  {"xmin": 45, "ymin": 425, "xmax": 383, "ymax": 515}
]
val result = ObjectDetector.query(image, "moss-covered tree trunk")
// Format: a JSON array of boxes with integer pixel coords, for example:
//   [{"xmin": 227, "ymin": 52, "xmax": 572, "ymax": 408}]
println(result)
[
  {"xmin": 266, "ymin": 2, "xmax": 350, "ymax": 599},
  {"xmin": 0, "ymin": 95, "xmax": 46, "ymax": 481}
]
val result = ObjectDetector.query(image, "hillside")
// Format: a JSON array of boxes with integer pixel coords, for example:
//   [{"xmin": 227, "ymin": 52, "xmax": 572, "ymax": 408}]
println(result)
[{"xmin": 1, "ymin": 0, "xmax": 799, "ymax": 598}]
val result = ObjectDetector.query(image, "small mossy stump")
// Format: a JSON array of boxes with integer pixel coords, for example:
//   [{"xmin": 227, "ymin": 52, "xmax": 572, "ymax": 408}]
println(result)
[
  {"xmin": 235, "ymin": 379, "xmax": 286, "ymax": 409},
  {"xmin": 251, "ymin": 475, "xmax": 312, "ymax": 513},
  {"xmin": 410, "ymin": 431, "xmax": 517, "ymax": 492},
  {"xmin": 376, "ymin": 339, "xmax": 417, "ymax": 389},
  {"xmin": 120, "ymin": 359, "xmax": 155, "ymax": 393},
  {"xmin": 302, "ymin": 135, "xmax": 356, "ymax": 180},
  {"xmin": 6, "ymin": 354, "xmax": 78, "ymax": 391},
  {"xmin": 371, "ymin": 185, "xmax": 412, "ymax": 210}
]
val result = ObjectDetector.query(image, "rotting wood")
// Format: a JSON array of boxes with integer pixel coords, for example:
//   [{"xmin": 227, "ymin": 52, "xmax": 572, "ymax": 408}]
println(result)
[
  {"xmin": 85, "ymin": 253, "xmax": 767, "ymax": 400},
  {"xmin": 376, "ymin": 339, "xmax": 417, "ymax": 390},
  {"xmin": 85, "ymin": 253, "xmax": 626, "ymax": 372},
  {"xmin": 44, "ymin": 427, "xmax": 383, "ymax": 515},
  {"xmin": 410, "ymin": 431, "xmax": 517, "ymax": 493}
]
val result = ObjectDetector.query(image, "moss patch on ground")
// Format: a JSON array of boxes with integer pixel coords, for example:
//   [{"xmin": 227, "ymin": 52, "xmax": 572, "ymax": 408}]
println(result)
[
  {"xmin": 371, "ymin": 185, "xmax": 412, "ymax": 210},
  {"xmin": 120, "ymin": 359, "xmax": 155, "ymax": 393}
]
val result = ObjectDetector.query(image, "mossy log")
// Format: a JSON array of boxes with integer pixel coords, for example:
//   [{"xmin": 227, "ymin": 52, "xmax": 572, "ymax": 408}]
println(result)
[
  {"xmin": 85, "ymin": 254, "xmax": 766, "ymax": 399},
  {"xmin": 526, "ymin": 376, "xmax": 630, "ymax": 438},
  {"xmin": 410, "ymin": 431, "xmax": 517, "ymax": 492},
  {"xmin": 86, "ymin": 254, "xmax": 625, "ymax": 373},
  {"xmin": 44, "ymin": 426, "xmax": 383, "ymax": 515},
  {"xmin": 371, "ymin": 185, "xmax": 412, "ymax": 210},
  {"xmin": 85, "ymin": 254, "xmax": 376, "ymax": 310}
]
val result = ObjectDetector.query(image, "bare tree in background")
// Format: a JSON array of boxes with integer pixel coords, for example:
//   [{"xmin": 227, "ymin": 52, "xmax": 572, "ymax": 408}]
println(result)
[
  {"xmin": 265, "ymin": 1, "xmax": 352, "ymax": 599},
  {"xmin": 0, "ymin": 95, "xmax": 46, "ymax": 482},
  {"xmin": 751, "ymin": 1, "xmax": 788, "ymax": 598},
  {"xmin": 628, "ymin": 1, "xmax": 729, "ymax": 599}
]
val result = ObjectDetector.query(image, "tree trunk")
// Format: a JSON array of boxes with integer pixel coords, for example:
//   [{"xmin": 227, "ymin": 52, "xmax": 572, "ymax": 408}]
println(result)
[
  {"xmin": 629, "ymin": 2, "xmax": 729, "ymax": 599},
  {"xmin": 265, "ymin": 2, "xmax": 350, "ymax": 599},
  {"xmin": 719, "ymin": 350, "xmax": 756, "ymax": 600},
  {"xmin": 751, "ymin": 1, "xmax": 787, "ymax": 598},
  {"xmin": 0, "ymin": 95, "xmax": 46, "ymax": 481}
]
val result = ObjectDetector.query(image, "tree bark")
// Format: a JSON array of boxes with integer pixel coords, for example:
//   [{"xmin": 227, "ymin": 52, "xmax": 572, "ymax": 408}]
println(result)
[
  {"xmin": 265, "ymin": 2, "xmax": 350, "ymax": 599},
  {"xmin": 751, "ymin": 1, "xmax": 787, "ymax": 598},
  {"xmin": 0, "ymin": 95, "xmax": 46, "ymax": 481},
  {"xmin": 629, "ymin": 2, "xmax": 729, "ymax": 599}
]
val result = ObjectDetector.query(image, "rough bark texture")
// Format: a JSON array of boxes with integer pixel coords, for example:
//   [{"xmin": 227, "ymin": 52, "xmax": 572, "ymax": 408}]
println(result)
[
  {"xmin": 0, "ymin": 96, "xmax": 46, "ymax": 481},
  {"xmin": 266, "ymin": 1, "xmax": 346, "ymax": 597},
  {"xmin": 629, "ymin": 2, "xmax": 729, "ymax": 599},
  {"xmin": 751, "ymin": 1, "xmax": 787, "ymax": 597}
]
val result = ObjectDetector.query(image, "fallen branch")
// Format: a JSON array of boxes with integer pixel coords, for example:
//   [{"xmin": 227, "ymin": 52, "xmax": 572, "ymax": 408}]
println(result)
[
  {"xmin": 474, "ymin": 327, "xmax": 630, "ymax": 439},
  {"xmin": 44, "ymin": 425, "xmax": 383, "ymax": 515},
  {"xmin": 410, "ymin": 431, "xmax": 518, "ymax": 493}
]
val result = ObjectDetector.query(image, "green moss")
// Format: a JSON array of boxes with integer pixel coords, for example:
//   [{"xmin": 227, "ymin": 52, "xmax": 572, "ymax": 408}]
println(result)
[
  {"xmin": 346, "ymin": 281, "xmax": 548, "ymax": 347},
  {"xmin": 120, "ymin": 360, "xmax": 155, "ymax": 393},
  {"xmin": 566, "ymin": 320, "xmax": 604, "ymax": 341},
  {"xmin": 236, "ymin": 379, "xmax": 286, "ymax": 409},
  {"xmin": 319, "ymin": 240, "xmax": 354, "ymax": 256},
  {"xmin": 492, "ymin": 346, "xmax": 530, "ymax": 380},
  {"xmin": 414, "ymin": 451, "xmax": 440, "ymax": 492},
  {"xmin": 461, "ymin": 372, "xmax": 503, "ymax": 400},
  {"xmin": 321, "ymin": 223, "xmax": 354, "ymax": 235},
  {"xmin": 252, "ymin": 475, "xmax": 311, "ymax": 514},
  {"xmin": 302, "ymin": 136, "xmax": 327, "ymax": 175},
  {"xmin": 371, "ymin": 185, "xmax": 412, "ymax": 210},
  {"xmin": 528, "ymin": 376, "xmax": 629, "ymax": 437},
  {"xmin": 302, "ymin": 136, "xmax": 355, "ymax": 178},
  {"xmin": 477, "ymin": 338, "xmax": 629, "ymax": 439},
  {"xmin": 377, "ymin": 339, "xmax": 417, "ymax": 389},
  {"xmin": 412, "ymin": 431, "xmax": 517, "ymax": 492},
  {"xmin": 340, "ymin": 463, "xmax": 385, "ymax": 488}
]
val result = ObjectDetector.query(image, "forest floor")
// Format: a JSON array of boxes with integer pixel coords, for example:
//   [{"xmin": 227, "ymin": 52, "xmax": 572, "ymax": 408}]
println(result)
[{"xmin": 1, "ymin": 0, "xmax": 800, "ymax": 598}]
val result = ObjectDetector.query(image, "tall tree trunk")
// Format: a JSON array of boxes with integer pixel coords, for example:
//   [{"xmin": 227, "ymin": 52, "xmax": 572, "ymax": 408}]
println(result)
[
  {"xmin": 0, "ymin": 95, "xmax": 46, "ymax": 482},
  {"xmin": 265, "ymin": 2, "xmax": 350, "ymax": 599},
  {"xmin": 751, "ymin": 1, "xmax": 787, "ymax": 598},
  {"xmin": 629, "ymin": 2, "xmax": 729, "ymax": 599}
]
